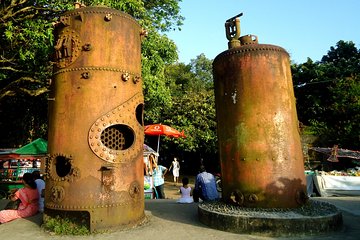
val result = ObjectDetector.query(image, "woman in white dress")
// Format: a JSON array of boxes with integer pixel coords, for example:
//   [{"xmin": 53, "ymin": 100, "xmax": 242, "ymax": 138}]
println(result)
[
  {"xmin": 169, "ymin": 157, "xmax": 180, "ymax": 185},
  {"xmin": 177, "ymin": 177, "xmax": 193, "ymax": 203}
]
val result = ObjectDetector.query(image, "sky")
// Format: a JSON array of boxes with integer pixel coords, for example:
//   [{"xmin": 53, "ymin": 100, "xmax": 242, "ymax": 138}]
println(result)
[{"xmin": 166, "ymin": 0, "xmax": 360, "ymax": 64}]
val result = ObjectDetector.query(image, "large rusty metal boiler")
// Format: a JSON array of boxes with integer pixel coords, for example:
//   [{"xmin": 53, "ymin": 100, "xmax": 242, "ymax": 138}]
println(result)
[
  {"xmin": 213, "ymin": 14, "xmax": 307, "ymax": 208},
  {"xmin": 45, "ymin": 6, "xmax": 146, "ymax": 231}
]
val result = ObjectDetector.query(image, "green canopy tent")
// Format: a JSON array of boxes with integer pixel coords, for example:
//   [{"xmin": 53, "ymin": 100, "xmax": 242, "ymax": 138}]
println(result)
[
  {"xmin": 13, "ymin": 138, "xmax": 48, "ymax": 158},
  {"xmin": 0, "ymin": 138, "xmax": 47, "ymax": 184}
]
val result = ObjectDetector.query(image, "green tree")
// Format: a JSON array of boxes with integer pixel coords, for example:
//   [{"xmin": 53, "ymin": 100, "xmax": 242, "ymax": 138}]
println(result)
[
  {"xmin": 189, "ymin": 53, "xmax": 213, "ymax": 88},
  {"xmin": 156, "ymin": 55, "xmax": 218, "ymax": 172},
  {"xmin": 142, "ymin": 31, "xmax": 178, "ymax": 123},
  {"xmin": 293, "ymin": 41, "xmax": 360, "ymax": 149},
  {"xmin": 0, "ymin": 0, "xmax": 62, "ymax": 144},
  {"xmin": 0, "ymin": 0, "xmax": 183, "ymax": 147},
  {"xmin": 169, "ymin": 91, "xmax": 217, "ymax": 154}
]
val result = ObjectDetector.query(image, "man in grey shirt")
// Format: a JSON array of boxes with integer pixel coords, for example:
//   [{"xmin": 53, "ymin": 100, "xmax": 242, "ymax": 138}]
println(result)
[{"xmin": 193, "ymin": 165, "xmax": 219, "ymax": 202}]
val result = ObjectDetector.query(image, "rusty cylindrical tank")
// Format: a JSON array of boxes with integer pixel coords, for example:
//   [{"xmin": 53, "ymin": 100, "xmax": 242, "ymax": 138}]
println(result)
[
  {"xmin": 213, "ymin": 15, "xmax": 307, "ymax": 208},
  {"xmin": 45, "ymin": 6, "xmax": 146, "ymax": 231}
]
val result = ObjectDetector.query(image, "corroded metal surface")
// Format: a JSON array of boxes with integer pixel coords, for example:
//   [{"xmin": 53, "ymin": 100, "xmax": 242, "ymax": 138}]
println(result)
[
  {"xmin": 46, "ymin": 6, "xmax": 145, "ymax": 231},
  {"xmin": 213, "ymin": 16, "xmax": 307, "ymax": 209}
]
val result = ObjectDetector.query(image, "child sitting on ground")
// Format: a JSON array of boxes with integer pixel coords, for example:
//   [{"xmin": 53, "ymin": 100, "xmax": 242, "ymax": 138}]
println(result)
[{"xmin": 176, "ymin": 177, "xmax": 193, "ymax": 203}]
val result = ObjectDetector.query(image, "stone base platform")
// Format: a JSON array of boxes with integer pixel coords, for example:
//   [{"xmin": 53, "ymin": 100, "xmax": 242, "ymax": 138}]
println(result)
[{"xmin": 198, "ymin": 200, "xmax": 343, "ymax": 237}]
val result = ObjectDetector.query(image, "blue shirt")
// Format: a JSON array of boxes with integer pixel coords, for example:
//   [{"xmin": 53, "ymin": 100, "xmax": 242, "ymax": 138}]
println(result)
[
  {"xmin": 153, "ymin": 165, "xmax": 167, "ymax": 187},
  {"xmin": 195, "ymin": 171, "xmax": 219, "ymax": 201}
]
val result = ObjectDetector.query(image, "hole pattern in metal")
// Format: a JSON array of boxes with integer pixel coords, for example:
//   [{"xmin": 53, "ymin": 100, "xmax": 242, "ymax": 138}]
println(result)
[
  {"xmin": 101, "ymin": 125, "xmax": 130, "ymax": 150},
  {"xmin": 88, "ymin": 93, "xmax": 144, "ymax": 163}
]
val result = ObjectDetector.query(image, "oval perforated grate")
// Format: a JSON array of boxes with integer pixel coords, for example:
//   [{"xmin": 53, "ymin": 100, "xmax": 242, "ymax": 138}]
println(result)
[{"xmin": 100, "ymin": 125, "xmax": 134, "ymax": 151}]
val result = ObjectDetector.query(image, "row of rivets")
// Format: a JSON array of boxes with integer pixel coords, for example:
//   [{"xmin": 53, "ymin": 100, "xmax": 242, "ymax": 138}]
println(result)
[
  {"xmin": 62, "ymin": 10, "xmax": 140, "ymax": 27},
  {"xmin": 215, "ymin": 45, "xmax": 288, "ymax": 62},
  {"xmin": 45, "ymin": 198, "xmax": 141, "ymax": 210},
  {"xmin": 53, "ymin": 66, "xmax": 140, "ymax": 77},
  {"xmin": 240, "ymin": 157, "xmax": 278, "ymax": 161}
]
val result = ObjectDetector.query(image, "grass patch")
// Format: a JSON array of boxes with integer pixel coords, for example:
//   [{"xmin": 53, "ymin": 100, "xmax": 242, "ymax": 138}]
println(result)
[{"xmin": 43, "ymin": 215, "xmax": 90, "ymax": 235}]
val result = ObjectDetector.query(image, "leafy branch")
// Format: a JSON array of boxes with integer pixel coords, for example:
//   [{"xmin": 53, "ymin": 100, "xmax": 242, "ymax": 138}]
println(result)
[{"xmin": 0, "ymin": 76, "xmax": 49, "ymax": 99}]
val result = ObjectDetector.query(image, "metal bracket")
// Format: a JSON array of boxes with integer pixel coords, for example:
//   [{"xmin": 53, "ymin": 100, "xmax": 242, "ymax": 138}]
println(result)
[{"xmin": 225, "ymin": 13, "xmax": 243, "ymax": 49}]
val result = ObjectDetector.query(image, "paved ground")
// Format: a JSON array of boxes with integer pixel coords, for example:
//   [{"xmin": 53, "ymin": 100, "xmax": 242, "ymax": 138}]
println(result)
[{"xmin": 1, "ymin": 179, "xmax": 360, "ymax": 240}]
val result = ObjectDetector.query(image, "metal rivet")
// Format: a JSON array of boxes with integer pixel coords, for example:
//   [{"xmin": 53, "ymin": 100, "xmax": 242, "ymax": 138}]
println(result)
[
  {"xmin": 122, "ymin": 73, "xmax": 130, "ymax": 81},
  {"xmin": 82, "ymin": 43, "xmax": 92, "ymax": 51},
  {"xmin": 81, "ymin": 72, "xmax": 90, "ymax": 79},
  {"xmin": 133, "ymin": 76, "xmax": 140, "ymax": 84},
  {"xmin": 104, "ymin": 13, "xmax": 112, "ymax": 21}
]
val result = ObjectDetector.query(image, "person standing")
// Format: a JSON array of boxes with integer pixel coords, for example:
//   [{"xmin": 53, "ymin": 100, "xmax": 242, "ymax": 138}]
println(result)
[
  {"xmin": 169, "ymin": 157, "xmax": 180, "ymax": 185},
  {"xmin": 32, "ymin": 170, "xmax": 45, "ymax": 212},
  {"xmin": 193, "ymin": 165, "xmax": 219, "ymax": 202},
  {"xmin": 150, "ymin": 154, "xmax": 168, "ymax": 199}
]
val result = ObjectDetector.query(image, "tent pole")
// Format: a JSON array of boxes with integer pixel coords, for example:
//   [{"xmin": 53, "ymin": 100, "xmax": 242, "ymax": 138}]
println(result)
[{"xmin": 157, "ymin": 135, "xmax": 160, "ymax": 153}]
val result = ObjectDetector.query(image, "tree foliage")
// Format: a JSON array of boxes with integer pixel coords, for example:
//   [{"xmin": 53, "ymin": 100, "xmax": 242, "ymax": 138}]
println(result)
[
  {"xmin": 0, "ymin": 0, "xmax": 183, "ymax": 147},
  {"xmin": 152, "ymin": 55, "xmax": 218, "ymax": 172},
  {"xmin": 0, "ymin": 1, "xmax": 57, "ymax": 98},
  {"xmin": 0, "ymin": 0, "xmax": 63, "ymax": 144},
  {"xmin": 142, "ymin": 31, "xmax": 178, "ymax": 123},
  {"xmin": 293, "ymin": 40, "xmax": 360, "ymax": 149}
]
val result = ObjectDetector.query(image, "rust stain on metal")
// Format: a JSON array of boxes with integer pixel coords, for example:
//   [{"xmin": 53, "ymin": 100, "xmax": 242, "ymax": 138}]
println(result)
[
  {"xmin": 45, "ymin": 6, "xmax": 145, "ymax": 231},
  {"xmin": 213, "ymin": 14, "xmax": 307, "ymax": 208}
]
